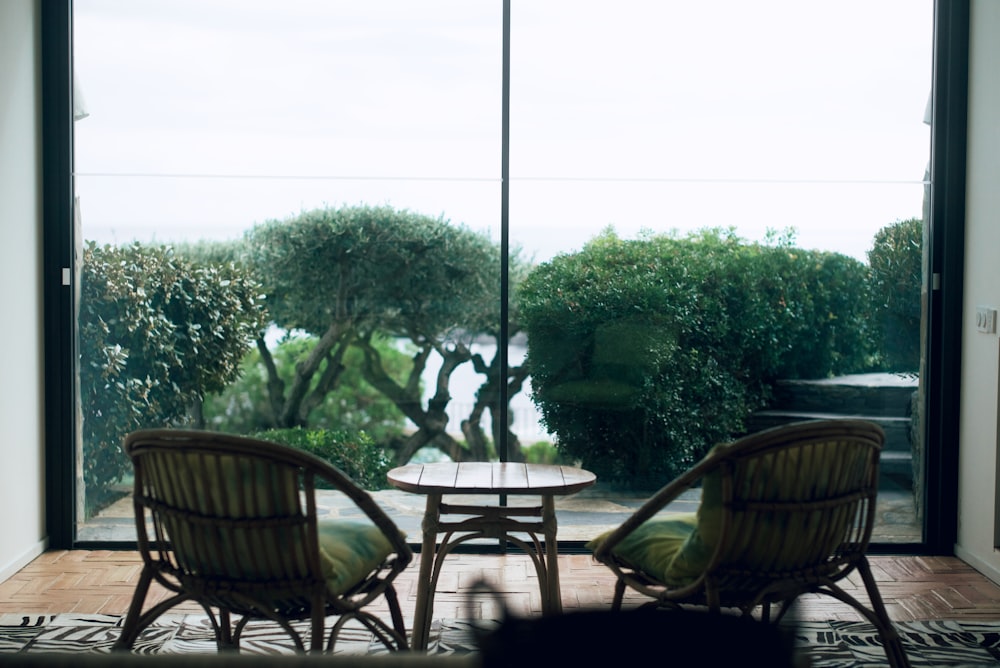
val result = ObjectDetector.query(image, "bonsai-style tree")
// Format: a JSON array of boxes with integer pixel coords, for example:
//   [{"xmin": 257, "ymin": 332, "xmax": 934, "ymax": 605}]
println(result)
[
  {"xmin": 453, "ymin": 248, "xmax": 534, "ymax": 462},
  {"xmin": 246, "ymin": 204, "xmax": 519, "ymax": 464},
  {"xmin": 200, "ymin": 332, "xmax": 411, "ymax": 443}
]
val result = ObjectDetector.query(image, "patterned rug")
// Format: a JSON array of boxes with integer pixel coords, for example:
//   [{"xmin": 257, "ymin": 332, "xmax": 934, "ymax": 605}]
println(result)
[{"xmin": 1, "ymin": 614, "xmax": 1000, "ymax": 666}]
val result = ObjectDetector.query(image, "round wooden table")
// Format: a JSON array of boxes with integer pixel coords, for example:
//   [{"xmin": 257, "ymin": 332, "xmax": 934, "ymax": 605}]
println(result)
[{"xmin": 387, "ymin": 461, "xmax": 597, "ymax": 650}]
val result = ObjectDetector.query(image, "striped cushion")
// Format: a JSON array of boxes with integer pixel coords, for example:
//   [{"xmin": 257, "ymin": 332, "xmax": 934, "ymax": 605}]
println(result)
[{"xmin": 318, "ymin": 520, "xmax": 396, "ymax": 595}]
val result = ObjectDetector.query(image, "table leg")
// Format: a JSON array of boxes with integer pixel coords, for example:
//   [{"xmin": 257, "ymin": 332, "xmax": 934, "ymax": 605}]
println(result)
[
  {"xmin": 541, "ymin": 494, "xmax": 562, "ymax": 615},
  {"xmin": 412, "ymin": 492, "xmax": 441, "ymax": 651}
]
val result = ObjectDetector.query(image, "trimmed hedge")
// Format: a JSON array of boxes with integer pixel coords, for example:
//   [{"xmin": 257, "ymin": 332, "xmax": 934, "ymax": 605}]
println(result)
[{"xmin": 518, "ymin": 229, "xmax": 873, "ymax": 486}]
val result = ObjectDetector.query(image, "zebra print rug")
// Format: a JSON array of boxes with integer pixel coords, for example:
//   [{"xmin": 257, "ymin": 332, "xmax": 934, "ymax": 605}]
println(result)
[{"xmin": 1, "ymin": 614, "xmax": 999, "ymax": 666}]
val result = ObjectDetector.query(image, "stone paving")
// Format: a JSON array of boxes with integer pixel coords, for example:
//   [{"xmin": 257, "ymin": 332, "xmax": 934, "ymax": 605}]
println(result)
[
  {"xmin": 80, "ymin": 372, "xmax": 922, "ymax": 545},
  {"xmin": 79, "ymin": 476, "xmax": 920, "ymax": 545}
]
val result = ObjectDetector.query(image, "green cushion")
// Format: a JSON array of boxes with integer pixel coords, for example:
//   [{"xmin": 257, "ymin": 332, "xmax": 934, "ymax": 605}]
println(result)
[
  {"xmin": 166, "ymin": 453, "xmax": 301, "ymax": 518},
  {"xmin": 587, "ymin": 444, "xmax": 727, "ymax": 586},
  {"xmin": 318, "ymin": 520, "xmax": 397, "ymax": 595},
  {"xmin": 664, "ymin": 461, "xmax": 724, "ymax": 583},
  {"xmin": 589, "ymin": 439, "xmax": 866, "ymax": 587},
  {"xmin": 586, "ymin": 513, "xmax": 699, "ymax": 585}
]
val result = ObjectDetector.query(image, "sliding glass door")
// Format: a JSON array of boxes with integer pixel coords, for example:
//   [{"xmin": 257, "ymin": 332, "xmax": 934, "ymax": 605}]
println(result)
[
  {"xmin": 72, "ymin": 0, "xmax": 504, "ymax": 540},
  {"xmin": 505, "ymin": 1, "xmax": 932, "ymax": 544},
  {"xmin": 71, "ymin": 0, "xmax": 933, "ymax": 546}
]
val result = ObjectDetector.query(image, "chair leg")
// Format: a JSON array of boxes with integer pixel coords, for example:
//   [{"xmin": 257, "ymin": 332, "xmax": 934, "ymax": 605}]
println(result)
[
  {"xmin": 819, "ymin": 559, "xmax": 911, "ymax": 668},
  {"xmin": 217, "ymin": 609, "xmax": 240, "ymax": 652},
  {"xmin": 113, "ymin": 565, "xmax": 154, "ymax": 651},
  {"xmin": 855, "ymin": 558, "xmax": 912, "ymax": 668},
  {"xmin": 384, "ymin": 584, "xmax": 409, "ymax": 650},
  {"xmin": 309, "ymin": 602, "xmax": 326, "ymax": 654},
  {"xmin": 611, "ymin": 579, "xmax": 626, "ymax": 612},
  {"xmin": 113, "ymin": 565, "xmax": 193, "ymax": 651}
]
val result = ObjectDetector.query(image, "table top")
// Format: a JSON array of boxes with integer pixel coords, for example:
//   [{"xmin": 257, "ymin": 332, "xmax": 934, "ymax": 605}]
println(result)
[{"xmin": 387, "ymin": 461, "xmax": 596, "ymax": 496}]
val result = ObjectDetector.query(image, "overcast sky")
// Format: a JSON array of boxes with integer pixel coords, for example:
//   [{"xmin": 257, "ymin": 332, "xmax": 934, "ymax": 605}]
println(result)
[{"xmin": 72, "ymin": 0, "xmax": 933, "ymax": 262}]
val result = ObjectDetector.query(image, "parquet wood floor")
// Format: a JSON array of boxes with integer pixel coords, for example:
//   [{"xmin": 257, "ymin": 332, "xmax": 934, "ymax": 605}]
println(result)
[{"xmin": 2, "ymin": 552, "xmax": 1000, "ymax": 624}]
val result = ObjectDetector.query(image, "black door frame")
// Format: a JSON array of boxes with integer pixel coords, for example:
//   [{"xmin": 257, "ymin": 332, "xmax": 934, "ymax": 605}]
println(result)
[{"xmin": 42, "ymin": 0, "xmax": 969, "ymax": 552}]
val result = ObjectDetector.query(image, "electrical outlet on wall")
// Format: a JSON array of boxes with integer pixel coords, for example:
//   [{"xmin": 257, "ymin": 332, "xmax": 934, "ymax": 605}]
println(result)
[{"xmin": 975, "ymin": 305, "xmax": 997, "ymax": 333}]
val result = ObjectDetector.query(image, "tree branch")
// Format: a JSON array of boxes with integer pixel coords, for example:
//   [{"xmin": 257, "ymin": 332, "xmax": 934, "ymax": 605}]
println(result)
[
  {"xmin": 256, "ymin": 334, "xmax": 284, "ymax": 428},
  {"xmin": 279, "ymin": 321, "xmax": 350, "ymax": 427}
]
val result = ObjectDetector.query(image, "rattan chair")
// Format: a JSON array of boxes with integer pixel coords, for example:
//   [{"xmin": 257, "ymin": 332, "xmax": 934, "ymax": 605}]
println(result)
[
  {"xmin": 588, "ymin": 419, "xmax": 910, "ymax": 668},
  {"xmin": 113, "ymin": 429, "xmax": 413, "ymax": 654}
]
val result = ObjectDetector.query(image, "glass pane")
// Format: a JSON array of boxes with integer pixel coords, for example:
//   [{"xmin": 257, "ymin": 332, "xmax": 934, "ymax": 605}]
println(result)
[
  {"xmin": 74, "ymin": 0, "xmax": 932, "ymax": 547},
  {"xmin": 509, "ymin": 0, "xmax": 932, "ymax": 542},
  {"xmin": 73, "ymin": 0, "xmax": 502, "ymax": 541}
]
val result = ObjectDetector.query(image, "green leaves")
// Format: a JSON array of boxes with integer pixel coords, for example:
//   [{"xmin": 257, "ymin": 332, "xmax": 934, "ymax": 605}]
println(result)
[
  {"xmin": 201, "ymin": 333, "xmax": 409, "ymax": 442},
  {"xmin": 79, "ymin": 241, "xmax": 266, "ymax": 515},
  {"xmin": 242, "ymin": 205, "xmax": 511, "ymax": 456},
  {"xmin": 247, "ymin": 205, "xmax": 499, "ymax": 340},
  {"xmin": 251, "ymin": 427, "xmax": 392, "ymax": 490},
  {"xmin": 868, "ymin": 218, "xmax": 922, "ymax": 371},
  {"xmin": 518, "ymin": 228, "xmax": 874, "ymax": 486}
]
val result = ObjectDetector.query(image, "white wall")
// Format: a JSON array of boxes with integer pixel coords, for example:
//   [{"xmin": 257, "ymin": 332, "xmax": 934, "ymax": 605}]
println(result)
[
  {"xmin": 0, "ymin": 0, "xmax": 48, "ymax": 580},
  {"xmin": 953, "ymin": 0, "xmax": 1000, "ymax": 582}
]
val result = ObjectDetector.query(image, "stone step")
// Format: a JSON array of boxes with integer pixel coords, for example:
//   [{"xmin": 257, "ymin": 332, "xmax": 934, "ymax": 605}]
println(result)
[
  {"xmin": 880, "ymin": 450, "xmax": 914, "ymax": 484},
  {"xmin": 748, "ymin": 374, "xmax": 919, "ymax": 494},
  {"xmin": 767, "ymin": 375, "xmax": 917, "ymax": 418},
  {"xmin": 746, "ymin": 411, "xmax": 912, "ymax": 452},
  {"xmin": 744, "ymin": 411, "xmax": 913, "ymax": 491}
]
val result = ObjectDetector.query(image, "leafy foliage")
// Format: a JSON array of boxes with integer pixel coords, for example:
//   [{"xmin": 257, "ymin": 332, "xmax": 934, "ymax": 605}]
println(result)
[
  {"xmin": 202, "ymin": 333, "xmax": 410, "ymax": 442},
  {"xmin": 868, "ymin": 218, "xmax": 922, "ymax": 371},
  {"xmin": 250, "ymin": 427, "xmax": 392, "ymax": 490},
  {"xmin": 521, "ymin": 440, "xmax": 572, "ymax": 465},
  {"xmin": 246, "ymin": 204, "xmax": 497, "ymax": 339},
  {"xmin": 78, "ymin": 242, "xmax": 265, "ymax": 514},
  {"xmin": 518, "ymin": 228, "xmax": 873, "ymax": 486},
  {"xmin": 246, "ymin": 205, "xmax": 507, "ymax": 463}
]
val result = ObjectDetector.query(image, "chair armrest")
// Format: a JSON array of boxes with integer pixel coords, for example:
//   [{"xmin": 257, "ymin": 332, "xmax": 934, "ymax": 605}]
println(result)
[{"xmin": 312, "ymin": 459, "xmax": 413, "ymax": 564}]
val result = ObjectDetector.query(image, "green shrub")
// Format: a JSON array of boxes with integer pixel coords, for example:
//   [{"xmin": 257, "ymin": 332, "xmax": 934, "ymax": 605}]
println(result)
[
  {"xmin": 79, "ymin": 242, "xmax": 265, "ymax": 515},
  {"xmin": 522, "ymin": 441, "xmax": 572, "ymax": 465},
  {"xmin": 518, "ymin": 228, "xmax": 873, "ymax": 487},
  {"xmin": 756, "ymin": 246, "xmax": 875, "ymax": 378},
  {"xmin": 251, "ymin": 427, "xmax": 392, "ymax": 490},
  {"xmin": 868, "ymin": 218, "xmax": 922, "ymax": 372}
]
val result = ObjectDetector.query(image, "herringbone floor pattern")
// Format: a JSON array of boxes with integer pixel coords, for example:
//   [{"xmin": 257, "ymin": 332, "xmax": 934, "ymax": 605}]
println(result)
[{"xmin": 2, "ymin": 551, "xmax": 1000, "ymax": 623}]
